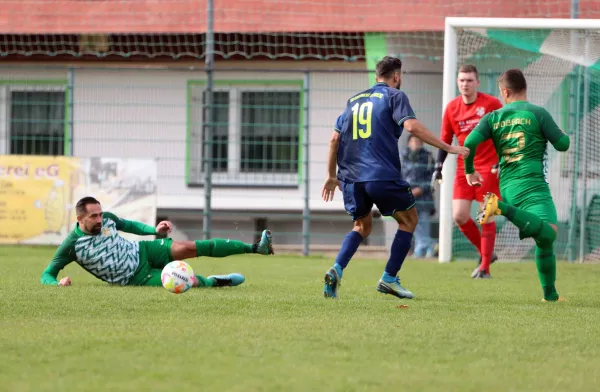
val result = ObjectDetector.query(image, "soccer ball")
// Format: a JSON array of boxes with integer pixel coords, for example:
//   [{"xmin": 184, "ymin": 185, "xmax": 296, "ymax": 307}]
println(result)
[{"xmin": 161, "ymin": 260, "xmax": 195, "ymax": 294}]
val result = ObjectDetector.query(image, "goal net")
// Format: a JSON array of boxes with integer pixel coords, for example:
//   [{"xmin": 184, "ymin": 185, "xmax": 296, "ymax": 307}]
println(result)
[{"xmin": 440, "ymin": 18, "xmax": 600, "ymax": 263}]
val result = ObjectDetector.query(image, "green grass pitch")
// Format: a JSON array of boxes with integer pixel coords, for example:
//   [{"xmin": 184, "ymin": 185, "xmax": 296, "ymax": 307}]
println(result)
[{"xmin": 2, "ymin": 245, "xmax": 600, "ymax": 391}]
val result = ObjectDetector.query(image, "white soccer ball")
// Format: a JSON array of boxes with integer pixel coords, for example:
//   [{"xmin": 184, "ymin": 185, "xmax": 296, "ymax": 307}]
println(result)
[{"xmin": 161, "ymin": 260, "xmax": 195, "ymax": 294}]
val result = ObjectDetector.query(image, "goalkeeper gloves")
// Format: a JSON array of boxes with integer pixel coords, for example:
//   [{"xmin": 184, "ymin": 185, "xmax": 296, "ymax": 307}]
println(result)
[
  {"xmin": 491, "ymin": 163, "xmax": 499, "ymax": 176},
  {"xmin": 431, "ymin": 162, "xmax": 443, "ymax": 191}
]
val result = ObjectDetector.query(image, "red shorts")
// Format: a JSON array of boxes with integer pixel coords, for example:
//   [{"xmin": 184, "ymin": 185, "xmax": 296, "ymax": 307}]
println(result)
[{"xmin": 453, "ymin": 171, "xmax": 500, "ymax": 202}]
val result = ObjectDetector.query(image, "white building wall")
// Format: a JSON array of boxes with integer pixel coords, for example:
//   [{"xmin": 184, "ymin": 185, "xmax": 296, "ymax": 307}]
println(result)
[
  {"xmin": 73, "ymin": 60, "xmax": 443, "ymax": 213},
  {"xmin": 0, "ymin": 60, "xmax": 444, "ymax": 211},
  {"xmin": 0, "ymin": 59, "xmax": 444, "ymax": 246}
]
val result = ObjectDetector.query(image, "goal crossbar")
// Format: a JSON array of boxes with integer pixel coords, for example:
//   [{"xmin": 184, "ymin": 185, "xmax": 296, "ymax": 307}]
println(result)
[
  {"xmin": 446, "ymin": 17, "xmax": 600, "ymax": 30},
  {"xmin": 439, "ymin": 17, "xmax": 600, "ymax": 263}
]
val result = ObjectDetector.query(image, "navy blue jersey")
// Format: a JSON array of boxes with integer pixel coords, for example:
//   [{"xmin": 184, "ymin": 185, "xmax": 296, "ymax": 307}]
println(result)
[{"xmin": 335, "ymin": 82, "xmax": 416, "ymax": 183}]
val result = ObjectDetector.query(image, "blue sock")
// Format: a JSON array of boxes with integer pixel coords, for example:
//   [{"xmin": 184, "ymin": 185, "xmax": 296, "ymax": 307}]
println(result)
[
  {"xmin": 382, "ymin": 271, "xmax": 397, "ymax": 283},
  {"xmin": 333, "ymin": 231, "xmax": 363, "ymax": 275},
  {"xmin": 383, "ymin": 230, "xmax": 413, "ymax": 281}
]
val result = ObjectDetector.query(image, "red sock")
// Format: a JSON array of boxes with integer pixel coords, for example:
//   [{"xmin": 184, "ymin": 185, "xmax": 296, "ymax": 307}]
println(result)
[
  {"xmin": 458, "ymin": 219, "xmax": 482, "ymax": 254},
  {"xmin": 479, "ymin": 222, "xmax": 496, "ymax": 273}
]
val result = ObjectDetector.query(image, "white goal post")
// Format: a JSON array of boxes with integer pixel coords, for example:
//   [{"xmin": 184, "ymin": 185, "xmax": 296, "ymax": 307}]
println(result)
[{"xmin": 439, "ymin": 17, "xmax": 600, "ymax": 263}]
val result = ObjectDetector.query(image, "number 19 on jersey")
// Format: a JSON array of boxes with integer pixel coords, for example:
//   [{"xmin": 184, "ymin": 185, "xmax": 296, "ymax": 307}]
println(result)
[{"xmin": 351, "ymin": 101, "xmax": 373, "ymax": 140}]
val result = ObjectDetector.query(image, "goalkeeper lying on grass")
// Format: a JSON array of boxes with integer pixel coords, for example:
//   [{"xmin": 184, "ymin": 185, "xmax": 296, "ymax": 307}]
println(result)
[{"xmin": 41, "ymin": 196, "xmax": 273, "ymax": 288}]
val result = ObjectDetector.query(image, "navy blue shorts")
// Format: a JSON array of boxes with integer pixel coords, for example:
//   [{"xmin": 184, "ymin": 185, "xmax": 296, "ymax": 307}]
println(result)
[{"xmin": 341, "ymin": 180, "xmax": 415, "ymax": 221}]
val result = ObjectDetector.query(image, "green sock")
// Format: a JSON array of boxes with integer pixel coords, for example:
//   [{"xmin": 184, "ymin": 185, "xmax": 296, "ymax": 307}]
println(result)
[
  {"xmin": 194, "ymin": 275, "xmax": 214, "ymax": 287},
  {"xmin": 535, "ymin": 245, "xmax": 559, "ymax": 301},
  {"xmin": 195, "ymin": 239, "xmax": 253, "ymax": 258},
  {"xmin": 497, "ymin": 201, "xmax": 556, "ymax": 246}
]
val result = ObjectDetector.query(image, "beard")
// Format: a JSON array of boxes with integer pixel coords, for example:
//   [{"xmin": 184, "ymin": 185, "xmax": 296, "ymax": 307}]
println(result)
[{"xmin": 89, "ymin": 223, "xmax": 102, "ymax": 235}]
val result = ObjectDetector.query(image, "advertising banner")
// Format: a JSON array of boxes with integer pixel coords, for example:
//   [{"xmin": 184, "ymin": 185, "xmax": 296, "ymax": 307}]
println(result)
[{"xmin": 0, "ymin": 156, "xmax": 157, "ymax": 245}]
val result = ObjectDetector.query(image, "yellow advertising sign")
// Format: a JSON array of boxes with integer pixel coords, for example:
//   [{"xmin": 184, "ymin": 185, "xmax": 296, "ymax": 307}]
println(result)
[
  {"xmin": 0, "ymin": 156, "xmax": 80, "ymax": 243},
  {"xmin": 0, "ymin": 155, "xmax": 157, "ymax": 245}
]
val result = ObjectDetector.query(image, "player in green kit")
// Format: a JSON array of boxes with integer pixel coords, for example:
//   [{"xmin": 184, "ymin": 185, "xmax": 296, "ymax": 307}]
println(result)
[
  {"xmin": 41, "ymin": 196, "xmax": 274, "ymax": 288},
  {"xmin": 463, "ymin": 69, "xmax": 570, "ymax": 302}
]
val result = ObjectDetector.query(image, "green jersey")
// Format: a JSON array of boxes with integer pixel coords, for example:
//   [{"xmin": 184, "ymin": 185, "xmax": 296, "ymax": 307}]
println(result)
[
  {"xmin": 464, "ymin": 101, "xmax": 569, "ymax": 189},
  {"xmin": 41, "ymin": 212, "xmax": 157, "ymax": 285}
]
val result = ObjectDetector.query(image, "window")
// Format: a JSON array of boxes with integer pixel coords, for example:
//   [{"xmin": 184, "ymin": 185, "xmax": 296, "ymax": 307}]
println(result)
[
  {"xmin": 7, "ymin": 88, "xmax": 66, "ymax": 156},
  {"xmin": 240, "ymin": 91, "xmax": 299, "ymax": 173},
  {"xmin": 188, "ymin": 82, "xmax": 302, "ymax": 186},
  {"xmin": 202, "ymin": 91, "xmax": 229, "ymax": 172}
]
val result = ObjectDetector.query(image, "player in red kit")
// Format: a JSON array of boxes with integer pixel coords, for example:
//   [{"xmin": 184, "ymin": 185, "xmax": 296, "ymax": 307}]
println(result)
[{"xmin": 432, "ymin": 64, "xmax": 503, "ymax": 278}]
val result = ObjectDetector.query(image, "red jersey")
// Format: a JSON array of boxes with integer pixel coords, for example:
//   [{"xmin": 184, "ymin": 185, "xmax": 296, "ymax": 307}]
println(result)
[{"xmin": 441, "ymin": 92, "xmax": 502, "ymax": 174}]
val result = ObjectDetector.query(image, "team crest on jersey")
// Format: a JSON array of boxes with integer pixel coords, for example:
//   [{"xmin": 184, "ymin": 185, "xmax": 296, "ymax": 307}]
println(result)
[
  {"xmin": 476, "ymin": 107, "xmax": 485, "ymax": 117},
  {"xmin": 102, "ymin": 226, "xmax": 111, "ymax": 236}
]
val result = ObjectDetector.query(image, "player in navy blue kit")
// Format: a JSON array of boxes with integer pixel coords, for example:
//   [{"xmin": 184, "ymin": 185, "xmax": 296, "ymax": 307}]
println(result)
[{"xmin": 322, "ymin": 56, "xmax": 469, "ymax": 299}]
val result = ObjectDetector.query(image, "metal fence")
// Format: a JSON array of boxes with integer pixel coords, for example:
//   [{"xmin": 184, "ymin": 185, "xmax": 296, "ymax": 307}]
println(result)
[
  {"xmin": 0, "ymin": 65, "xmax": 440, "ymax": 254},
  {"xmin": 1, "ymin": 64, "xmax": 599, "ymax": 261}
]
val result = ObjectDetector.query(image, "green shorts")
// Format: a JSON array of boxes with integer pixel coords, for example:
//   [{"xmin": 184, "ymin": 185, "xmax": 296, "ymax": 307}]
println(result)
[
  {"xmin": 501, "ymin": 182, "xmax": 558, "ymax": 234},
  {"xmin": 127, "ymin": 238, "xmax": 174, "ymax": 286}
]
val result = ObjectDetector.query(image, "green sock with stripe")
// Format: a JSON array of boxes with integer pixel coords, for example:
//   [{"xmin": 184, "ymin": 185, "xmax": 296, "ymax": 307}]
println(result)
[
  {"xmin": 193, "ymin": 275, "xmax": 215, "ymax": 287},
  {"xmin": 535, "ymin": 245, "xmax": 559, "ymax": 301},
  {"xmin": 497, "ymin": 200, "xmax": 559, "ymax": 300},
  {"xmin": 195, "ymin": 239, "xmax": 253, "ymax": 257}
]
